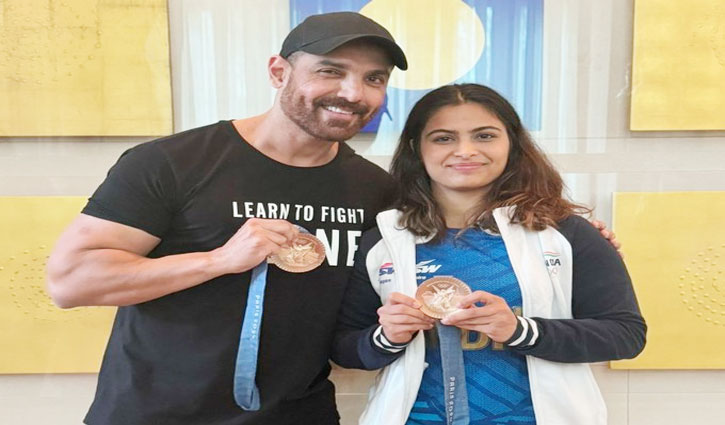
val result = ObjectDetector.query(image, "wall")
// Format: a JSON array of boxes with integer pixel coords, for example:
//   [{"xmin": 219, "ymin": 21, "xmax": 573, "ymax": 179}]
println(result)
[{"xmin": 2, "ymin": 0, "xmax": 725, "ymax": 424}]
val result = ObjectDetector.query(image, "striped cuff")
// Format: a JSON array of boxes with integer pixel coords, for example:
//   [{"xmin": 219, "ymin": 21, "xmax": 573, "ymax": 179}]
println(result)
[
  {"xmin": 505, "ymin": 316, "xmax": 540, "ymax": 348},
  {"xmin": 371, "ymin": 326, "xmax": 410, "ymax": 353}
]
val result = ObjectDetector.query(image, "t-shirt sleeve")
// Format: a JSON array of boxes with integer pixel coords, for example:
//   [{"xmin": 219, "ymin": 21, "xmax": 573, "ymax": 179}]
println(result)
[{"xmin": 82, "ymin": 142, "xmax": 178, "ymax": 238}]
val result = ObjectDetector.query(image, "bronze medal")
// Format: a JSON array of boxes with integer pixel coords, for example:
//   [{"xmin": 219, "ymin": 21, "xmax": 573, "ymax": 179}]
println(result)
[
  {"xmin": 415, "ymin": 276, "xmax": 472, "ymax": 319},
  {"xmin": 268, "ymin": 233, "xmax": 326, "ymax": 273}
]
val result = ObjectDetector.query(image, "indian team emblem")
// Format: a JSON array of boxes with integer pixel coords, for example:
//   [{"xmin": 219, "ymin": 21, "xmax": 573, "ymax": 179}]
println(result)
[{"xmin": 544, "ymin": 251, "xmax": 562, "ymax": 277}]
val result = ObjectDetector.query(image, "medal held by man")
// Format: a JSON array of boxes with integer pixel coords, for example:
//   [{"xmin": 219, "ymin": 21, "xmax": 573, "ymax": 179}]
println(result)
[{"xmin": 268, "ymin": 233, "xmax": 326, "ymax": 273}]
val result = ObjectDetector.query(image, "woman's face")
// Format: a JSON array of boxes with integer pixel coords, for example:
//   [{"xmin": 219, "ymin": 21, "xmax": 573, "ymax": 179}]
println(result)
[{"xmin": 419, "ymin": 102, "xmax": 510, "ymax": 200}]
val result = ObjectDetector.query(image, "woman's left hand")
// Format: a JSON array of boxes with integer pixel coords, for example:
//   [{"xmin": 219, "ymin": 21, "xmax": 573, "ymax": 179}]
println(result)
[{"xmin": 440, "ymin": 290, "xmax": 518, "ymax": 343}]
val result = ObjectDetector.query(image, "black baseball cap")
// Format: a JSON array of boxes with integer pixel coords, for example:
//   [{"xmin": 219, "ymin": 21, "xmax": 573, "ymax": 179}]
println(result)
[{"xmin": 280, "ymin": 12, "xmax": 408, "ymax": 70}]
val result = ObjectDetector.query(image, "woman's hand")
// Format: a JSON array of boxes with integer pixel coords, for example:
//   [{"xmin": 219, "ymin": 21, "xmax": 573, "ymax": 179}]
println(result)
[
  {"xmin": 377, "ymin": 292, "xmax": 435, "ymax": 344},
  {"xmin": 441, "ymin": 290, "xmax": 518, "ymax": 343}
]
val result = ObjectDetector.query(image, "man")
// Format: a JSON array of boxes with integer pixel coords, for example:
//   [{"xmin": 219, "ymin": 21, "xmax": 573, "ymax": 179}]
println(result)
[{"xmin": 47, "ymin": 12, "xmax": 406, "ymax": 425}]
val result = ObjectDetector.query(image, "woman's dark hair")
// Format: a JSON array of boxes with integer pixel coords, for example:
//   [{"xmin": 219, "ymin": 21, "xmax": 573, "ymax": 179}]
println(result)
[{"xmin": 390, "ymin": 83, "xmax": 589, "ymax": 241}]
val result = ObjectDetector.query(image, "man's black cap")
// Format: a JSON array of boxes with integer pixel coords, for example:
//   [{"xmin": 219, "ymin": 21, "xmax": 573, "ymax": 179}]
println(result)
[{"xmin": 280, "ymin": 12, "xmax": 408, "ymax": 70}]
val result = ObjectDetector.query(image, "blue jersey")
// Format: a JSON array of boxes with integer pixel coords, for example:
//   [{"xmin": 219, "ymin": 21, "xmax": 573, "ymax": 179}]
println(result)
[{"xmin": 406, "ymin": 229, "xmax": 536, "ymax": 425}]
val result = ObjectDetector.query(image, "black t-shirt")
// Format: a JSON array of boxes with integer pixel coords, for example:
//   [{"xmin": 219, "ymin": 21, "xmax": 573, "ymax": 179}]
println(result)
[{"xmin": 82, "ymin": 121, "xmax": 395, "ymax": 425}]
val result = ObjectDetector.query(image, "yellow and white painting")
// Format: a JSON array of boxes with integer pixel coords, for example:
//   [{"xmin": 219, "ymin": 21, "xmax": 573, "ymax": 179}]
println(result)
[
  {"xmin": 360, "ymin": 0, "xmax": 486, "ymax": 91},
  {"xmin": 630, "ymin": 0, "xmax": 725, "ymax": 130},
  {"xmin": 0, "ymin": 197, "xmax": 115, "ymax": 373},
  {"xmin": 0, "ymin": 0, "xmax": 172, "ymax": 136},
  {"xmin": 612, "ymin": 192, "xmax": 725, "ymax": 369}
]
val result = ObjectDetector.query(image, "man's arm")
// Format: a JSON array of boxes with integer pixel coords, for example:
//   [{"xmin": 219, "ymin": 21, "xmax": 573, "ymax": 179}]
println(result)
[{"xmin": 46, "ymin": 214, "xmax": 297, "ymax": 308}]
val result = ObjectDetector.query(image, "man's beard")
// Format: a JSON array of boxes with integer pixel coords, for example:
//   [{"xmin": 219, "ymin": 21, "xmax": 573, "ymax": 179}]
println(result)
[{"xmin": 279, "ymin": 82, "xmax": 375, "ymax": 142}]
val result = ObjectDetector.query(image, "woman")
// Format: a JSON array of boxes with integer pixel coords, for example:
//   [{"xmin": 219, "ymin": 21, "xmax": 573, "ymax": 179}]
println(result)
[{"xmin": 331, "ymin": 84, "xmax": 646, "ymax": 425}]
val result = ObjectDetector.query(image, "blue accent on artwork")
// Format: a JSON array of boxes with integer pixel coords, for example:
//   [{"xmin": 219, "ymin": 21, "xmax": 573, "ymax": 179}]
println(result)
[
  {"xmin": 288, "ymin": 0, "xmax": 369, "ymax": 21},
  {"xmin": 288, "ymin": 0, "xmax": 543, "ymax": 132},
  {"xmin": 462, "ymin": 0, "xmax": 544, "ymax": 130}
]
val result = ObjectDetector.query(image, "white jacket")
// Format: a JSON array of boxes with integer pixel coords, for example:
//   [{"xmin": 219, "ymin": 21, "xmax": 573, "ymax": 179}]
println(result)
[{"xmin": 358, "ymin": 208, "xmax": 607, "ymax": 425}]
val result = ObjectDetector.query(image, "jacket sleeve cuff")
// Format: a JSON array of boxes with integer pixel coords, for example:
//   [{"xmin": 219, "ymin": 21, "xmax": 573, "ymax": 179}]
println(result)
[
  {"xmin": 504, "ymin": 316, "xmax": 541, "ymax": 348},
  {"xmin": 356, "ymin": 325, "xmax": 406, "ymax": 370},
  {"xmin": 371, "ymin": 325, "xmax": 411, "ymax": 354}
]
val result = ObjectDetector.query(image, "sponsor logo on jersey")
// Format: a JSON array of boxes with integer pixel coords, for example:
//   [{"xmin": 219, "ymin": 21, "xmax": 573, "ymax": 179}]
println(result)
[
  {"xmin": 380, "ymin": 260, "xmax": 444, "ymax": 283},
  {"xmin": 416, "ymin": 259, "xmax": 443, "ymax": 275}
]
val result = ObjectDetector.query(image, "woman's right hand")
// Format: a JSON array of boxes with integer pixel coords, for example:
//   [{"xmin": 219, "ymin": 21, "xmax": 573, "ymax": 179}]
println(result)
[{"xmin": 377, "ymin": 292, "xmax": 435, "ymax": 344}]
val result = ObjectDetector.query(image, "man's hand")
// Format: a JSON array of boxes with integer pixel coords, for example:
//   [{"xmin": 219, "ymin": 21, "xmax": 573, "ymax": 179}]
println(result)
[
  {"xmin": 590, "ymin": 219, "xmax": 622, "ymax": 257},
  {"xmin": 212, "ymin": 218, "xmax": 299, "ymax": 274},
  {"xmin": 441, "ymin": 290, "xmax": 518, "ymax": 343},
  {"xmin": 377, "ymin": 292, "xmax": 435, "ymax": 344}
]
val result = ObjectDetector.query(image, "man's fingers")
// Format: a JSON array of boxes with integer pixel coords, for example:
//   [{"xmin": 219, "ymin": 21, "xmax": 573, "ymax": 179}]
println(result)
[
  {"xmin": 250, "ymin": 218, "xmax": 300, "ymax": 241},
  {"xmin": 261, "ymin": 228, "xmax": 294, "ymax": 247},
  {"xmin": 590, "ymin": 219, "xmax": 624, "ymax": 256},
  {"xmin": 590, "ymin": 219, "xmax": 605, "ymax": 230}
]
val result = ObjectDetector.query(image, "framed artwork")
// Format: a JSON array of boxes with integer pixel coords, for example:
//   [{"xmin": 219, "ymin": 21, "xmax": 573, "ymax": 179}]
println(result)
[
  {"xmin": 0, "ymin": 197, "xmax": 115, "ymax": 373},
  {"xmin": 630, "ymin": 0, "xmax": 725, "ymax": 130},
  {"xmin": 0, "ymin": 0, "xmax": 172, "ymax": 136},
  {"xmin": 612, "ymin": 192, "xmax": 725, "ymax": 369},
  {"xmin": 289, "ymin": 0, "xmax": 543, "ymax": 152}
]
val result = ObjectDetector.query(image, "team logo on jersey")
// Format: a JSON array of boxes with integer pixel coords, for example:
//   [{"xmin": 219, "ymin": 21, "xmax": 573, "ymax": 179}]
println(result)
[
  {"xmin": 379, "ymin": 262, "xmax": 394, "ymax": 284},
  {"xmin": 544, "ymin": 251, "xmax": 562, "ymax": 276}
]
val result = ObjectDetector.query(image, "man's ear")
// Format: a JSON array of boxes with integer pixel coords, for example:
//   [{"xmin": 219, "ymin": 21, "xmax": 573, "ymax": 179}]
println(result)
[{"xmin": 268, "ymin": 55, "xmax": 290, "ymax": 89}]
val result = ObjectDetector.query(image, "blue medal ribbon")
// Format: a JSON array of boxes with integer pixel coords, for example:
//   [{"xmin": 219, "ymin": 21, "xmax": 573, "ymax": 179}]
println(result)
[
  {"xmin": 436, "ymin": 322, "xmax": 470, "ymax": 425},
  {"xmin": 233, "ymin": 260, "xmax": 266, "ymax": 410},
  {"xmin": 233, "ymin": 225, "xmax": 313, "ymax": 410}
]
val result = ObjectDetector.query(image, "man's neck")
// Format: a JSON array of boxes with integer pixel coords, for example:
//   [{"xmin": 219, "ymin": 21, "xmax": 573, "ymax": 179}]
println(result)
[{"xmin": 232, "ymin": 110, "xmax": 339, "ymax": 167}]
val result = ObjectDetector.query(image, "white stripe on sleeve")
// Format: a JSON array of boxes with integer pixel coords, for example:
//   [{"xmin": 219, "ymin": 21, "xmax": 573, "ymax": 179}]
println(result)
[
  {"xmin": 508, "ymin": 316, "xmax": 530, "ymax": 347},
  {"xmin": 524, "ymin": 317, "xmax": 539, "ymax": 346},
  {"xmin": 372, "ymin": 326, "xmax": 407, "ymax": 353}
]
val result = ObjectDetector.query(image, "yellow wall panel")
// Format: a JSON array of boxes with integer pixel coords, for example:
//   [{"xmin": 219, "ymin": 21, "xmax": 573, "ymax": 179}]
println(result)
[
  {"xmin": 612, "ymin": 192, "xmax": 725, "ymax": 369},
  {"xmin": 0, "ymin": 0, "xmax": 172, "ymax": 136},
  {"xmin": 0, "ymin": 197, "xmax": 115, "ymax": 373},
  {"xmin": 630, "ymin": 0, "xmax": 725, "ymax": 130}
]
